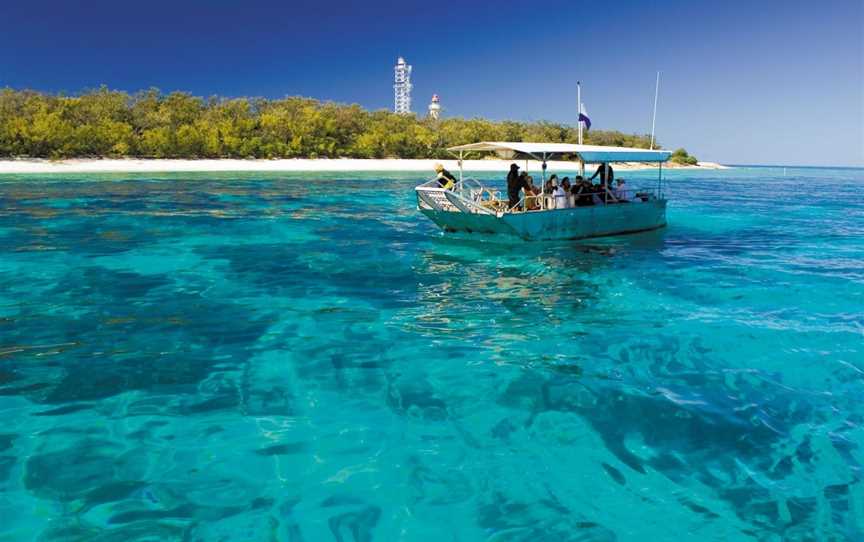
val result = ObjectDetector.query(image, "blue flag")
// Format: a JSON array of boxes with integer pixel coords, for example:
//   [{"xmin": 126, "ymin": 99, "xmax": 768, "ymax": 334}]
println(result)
[{"xmin": 578, "ymin": 105, "xmax": 591, "ymax": 131}]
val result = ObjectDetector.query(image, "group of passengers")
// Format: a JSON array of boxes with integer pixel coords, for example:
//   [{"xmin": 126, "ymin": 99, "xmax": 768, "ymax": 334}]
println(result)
[
  {"xmin": 507, "ymin": 162, "xmax": 629, "ymax": 211},
  {"xmin": 435, "ymin": 161, "xmax": 631, "ymax": 212}
]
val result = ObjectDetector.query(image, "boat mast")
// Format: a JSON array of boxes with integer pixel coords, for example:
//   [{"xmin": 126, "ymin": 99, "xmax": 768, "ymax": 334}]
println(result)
[
  {"xmin": 577, "ymin": 81, "xmax": 583, "ymax": 145},
  {"xmin": 650, "ymin": 71, "xmax": 660, "ymax": 150},
  {"xmin": 577, "ymin": 82, "xmax": 585, "ymax": 176},
  {"xmin": 651, "ymin": 71, "xmax": 661, "ymax": 196}
]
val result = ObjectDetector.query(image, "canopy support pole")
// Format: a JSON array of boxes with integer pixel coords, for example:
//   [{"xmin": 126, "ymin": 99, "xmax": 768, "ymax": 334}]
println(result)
[
  {"xmin": 541, "ymin": 153, "xmax": 547, "ymax": 184},
  {"xmin": 458, "ymin": 151, "xmax": 464, "ymax": 184},
  {"xmin": 541, "ymin": 153, "xmax": 548, "ymax": 209}
]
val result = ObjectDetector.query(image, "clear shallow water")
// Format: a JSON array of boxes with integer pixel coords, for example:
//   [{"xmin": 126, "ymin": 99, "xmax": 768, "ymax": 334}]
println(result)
[{"xmin": 0, "ymin": 166, "xmax": 862, "ymax": 541}]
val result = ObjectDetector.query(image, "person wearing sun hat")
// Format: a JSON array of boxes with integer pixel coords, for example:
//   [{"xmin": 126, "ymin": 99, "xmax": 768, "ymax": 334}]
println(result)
[{"xmin": 434, "ymin": 163, "xmax": 457, "ymax": 190}]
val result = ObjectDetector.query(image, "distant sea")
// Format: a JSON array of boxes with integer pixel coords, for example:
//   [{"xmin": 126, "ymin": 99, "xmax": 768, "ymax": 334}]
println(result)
[{"xmin": 0, "ymin": 166, "xmax": 862, "ymax": 540}]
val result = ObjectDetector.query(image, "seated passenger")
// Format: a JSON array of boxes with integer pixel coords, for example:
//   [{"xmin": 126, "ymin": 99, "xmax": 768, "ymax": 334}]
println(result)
[
  {"xmin": 572, "ymin": 176, "xmax": 593, "ymax": 206},
  {"xmin": 592, "ymin": 181, "xmax": 607, "ymax": 205},
  {"xmin": 524, "ymin": 176, "xmax": 540, "ymax": 210},
  {"xmin": 434, "ymin": 163, "xmax": 457, "ymax": 190},
  {"xmin": 614, "ymin": 179, "xmax": 629, "ymax": 202},
  {"xmin": 552, "ymin": 178, "xmax": 569, "ymax": 209},
  {"xmin": 596, "ymin": 178, "xmax": 621, "ymax": 204},
  {"xmin": 560, "ymin": 177, "xmax": 573, "ymax": 208},
  {"xmin": 569, "ymin": 178, "xmax": 582, "ymax": 199}
]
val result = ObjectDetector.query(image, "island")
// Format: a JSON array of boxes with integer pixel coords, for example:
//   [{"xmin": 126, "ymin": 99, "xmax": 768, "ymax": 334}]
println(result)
[{"xmin": 0, "ymin": 87, "xmax": 726, "ymax": 173}]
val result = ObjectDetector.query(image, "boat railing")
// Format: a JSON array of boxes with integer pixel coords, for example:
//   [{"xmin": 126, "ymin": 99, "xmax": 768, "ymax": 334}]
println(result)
[
  {"xmin": 415, "ymin": 176, "xmax": 454, "ymax": 212},
  {"xmin": 415, "ymin": 175, "xmax": 444, "ymax": 189},
  {"xmin": 513, "ymin": 186, "xmax": 664, "ymax": 213},
  {"xmin": 416, "ymin": 176, "xmax": 484, "ymax": 193},
  {"xmin": 416, "ymin": 176, "xmax": 505, "ymax": 213}
]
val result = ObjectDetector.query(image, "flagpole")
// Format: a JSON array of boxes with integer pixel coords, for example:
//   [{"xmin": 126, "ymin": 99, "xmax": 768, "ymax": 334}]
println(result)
[
  {"xmin": 650, "ymin": 71, "xmax": 660, "ymax": 150},
  {"xmin": 577, "ymin": 81, "xmax": 582, "ymax": 145}
]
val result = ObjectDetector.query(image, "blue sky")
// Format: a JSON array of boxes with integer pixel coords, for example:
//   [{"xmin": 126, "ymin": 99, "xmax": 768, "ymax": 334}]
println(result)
[{"xmin": 2, "ymin": 0, "xmax": 862, "ymax": 166}]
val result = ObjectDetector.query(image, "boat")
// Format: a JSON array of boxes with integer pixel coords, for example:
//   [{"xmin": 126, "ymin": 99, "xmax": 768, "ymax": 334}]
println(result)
[{"xmin": 415, "ymin": 141, "xmax": 672, "ymax": 241}]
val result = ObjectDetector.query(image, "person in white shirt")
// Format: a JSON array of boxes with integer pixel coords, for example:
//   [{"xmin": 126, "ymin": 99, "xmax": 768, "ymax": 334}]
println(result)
[
  {"xmin": 560, "ymin": 177, "xmax": 573, "ymax": 208},
  {"xmin": 552, "ymin": 177, "xmax": 569, "ymax": 209}
]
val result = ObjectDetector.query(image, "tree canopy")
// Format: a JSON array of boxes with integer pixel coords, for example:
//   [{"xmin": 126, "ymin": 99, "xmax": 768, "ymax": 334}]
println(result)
[
  {"xmin": 669, "ymin": 147, "xmax": 699, "ymax": 165},
  {"xmin": 0, "ymin": 87, "xmax": 682, "ymax": 160}
]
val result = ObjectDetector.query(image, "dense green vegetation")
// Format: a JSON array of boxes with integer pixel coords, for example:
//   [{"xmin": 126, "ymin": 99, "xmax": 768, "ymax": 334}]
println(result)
[
  {"xmin": 669, "ymin": 147, "xmax": 699, "ymax": 165},
  {"xmin": 0, "ymin": 87, "xmax": 693, "ymax": 161}
]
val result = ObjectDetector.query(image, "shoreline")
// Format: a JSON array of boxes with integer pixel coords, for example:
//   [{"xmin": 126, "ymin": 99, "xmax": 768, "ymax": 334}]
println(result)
[{"xmin": 0, "ymin": 158, "xmax": 729, "ymax": 175}]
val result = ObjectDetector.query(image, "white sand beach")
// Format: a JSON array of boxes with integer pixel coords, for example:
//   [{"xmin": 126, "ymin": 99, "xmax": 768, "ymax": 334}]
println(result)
[{"xmin": 0, "ymin": 158, "xmax": 728, "ymax": 175}]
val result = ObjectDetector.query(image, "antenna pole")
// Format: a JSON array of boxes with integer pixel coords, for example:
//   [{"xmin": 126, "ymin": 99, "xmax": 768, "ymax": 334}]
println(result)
[
  {"xmin": 577, "ymin": 81, "xmax": 583, "ymax": 145},
  {"xmin": 650, "ymin": 71, "xmax": 660, "ymax": 150}
]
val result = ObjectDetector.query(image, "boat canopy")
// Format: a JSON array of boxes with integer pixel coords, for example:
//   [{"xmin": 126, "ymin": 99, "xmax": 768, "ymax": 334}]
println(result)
[{"xmin": 447, "ymin": 141, "xmax": 671, "ymax": 163}]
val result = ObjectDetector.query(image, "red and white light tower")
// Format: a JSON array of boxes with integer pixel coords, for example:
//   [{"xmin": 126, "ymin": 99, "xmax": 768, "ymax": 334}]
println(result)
[{"xmin": 427, "ymin": 94, "xmax": 441, "ymax": 120}]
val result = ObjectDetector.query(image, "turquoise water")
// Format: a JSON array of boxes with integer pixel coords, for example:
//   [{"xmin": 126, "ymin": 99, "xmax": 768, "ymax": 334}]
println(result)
[{"xmin": 0, "ymin": 166, "xmax": 862, "ymax": 541}]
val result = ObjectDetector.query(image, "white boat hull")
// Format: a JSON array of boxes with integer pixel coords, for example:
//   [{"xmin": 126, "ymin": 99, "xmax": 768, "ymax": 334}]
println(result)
[{"xmin": 420, "ymin": 200, "xmax": 667, "ymax": 241}]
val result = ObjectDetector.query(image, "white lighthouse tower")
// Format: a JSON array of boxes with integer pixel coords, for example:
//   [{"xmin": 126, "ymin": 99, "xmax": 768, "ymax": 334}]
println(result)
[
  {"xmin": 393, "ymin": 57, "xmax": 413, "ymax": 114},
  {"xmin": 427, "ymin": 94, "xmax": 441, "ymax": 120}
]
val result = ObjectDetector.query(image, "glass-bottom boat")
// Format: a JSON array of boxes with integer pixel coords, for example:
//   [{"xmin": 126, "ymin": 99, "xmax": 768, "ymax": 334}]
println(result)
[{"xmin": 415, "ymin": 142, "xmax": 671, "ymax": 241}]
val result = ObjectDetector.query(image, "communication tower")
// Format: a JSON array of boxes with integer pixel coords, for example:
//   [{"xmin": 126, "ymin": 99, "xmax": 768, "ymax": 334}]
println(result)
[{"xmin": 394, "ymin": 57, "xmax": 413, "ymax": 114}]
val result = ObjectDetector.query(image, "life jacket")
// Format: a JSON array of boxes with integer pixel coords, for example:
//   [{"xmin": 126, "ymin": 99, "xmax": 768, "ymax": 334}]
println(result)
[{"xmin": 438, "ymin": 172, "xmax": 455, "ymax": 190}]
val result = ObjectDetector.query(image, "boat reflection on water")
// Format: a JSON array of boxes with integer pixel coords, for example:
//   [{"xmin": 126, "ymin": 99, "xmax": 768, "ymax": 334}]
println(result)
[{"xmin": 412, "ymin": 225, "xmax": 670, "ymax": 340}]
